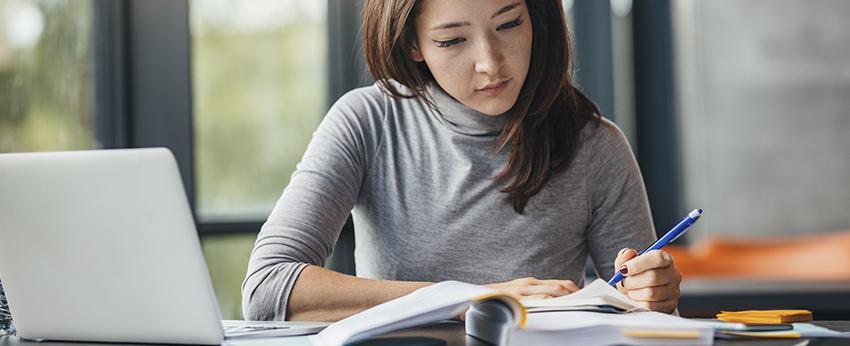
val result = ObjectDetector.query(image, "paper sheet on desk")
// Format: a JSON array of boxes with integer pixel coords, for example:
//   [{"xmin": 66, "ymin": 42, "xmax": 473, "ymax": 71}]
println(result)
[
  {"xmin": 713, "ymin": 323, "xmax": 850, "ymax": 339},
  {"xmin": 506, "ymin": 311, "xmax": 714, "ymax": 346},
  {"xmin": 523, "ymin": 278, "xmax": 648, "ymax": 313}
]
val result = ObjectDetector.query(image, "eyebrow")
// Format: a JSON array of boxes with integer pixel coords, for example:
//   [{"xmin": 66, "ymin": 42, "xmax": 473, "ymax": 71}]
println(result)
[{"xmin": 428, "ymin": 2, "xmax": 522, "ymax": 31}]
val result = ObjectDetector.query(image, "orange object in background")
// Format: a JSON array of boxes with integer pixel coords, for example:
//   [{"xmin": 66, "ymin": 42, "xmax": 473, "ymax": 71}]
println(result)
[{"xmin": 665, "ymin": 230, "xmax": 850, "ymax": 280}]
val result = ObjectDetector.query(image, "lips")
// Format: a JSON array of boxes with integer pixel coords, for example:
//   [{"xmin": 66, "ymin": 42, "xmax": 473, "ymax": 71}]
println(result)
[
  {"xmin": 476, "ymin": 79, "xmax": 510, "ymax": 96},
  {"xmin": 478, "ymin": 80, "xmax": 509, "ymax": 91}
]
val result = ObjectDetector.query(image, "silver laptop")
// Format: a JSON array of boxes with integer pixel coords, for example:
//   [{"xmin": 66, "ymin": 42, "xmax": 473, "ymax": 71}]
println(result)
[{"xmin": 0, "ymin": 148, "xmax": 328, "ymax": 344}]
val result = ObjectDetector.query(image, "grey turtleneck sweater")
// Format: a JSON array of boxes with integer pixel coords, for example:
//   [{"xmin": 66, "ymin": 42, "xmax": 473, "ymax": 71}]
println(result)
[{"xmin": 241, "ymin": 82, "xmax": 655, "ymax": 321}]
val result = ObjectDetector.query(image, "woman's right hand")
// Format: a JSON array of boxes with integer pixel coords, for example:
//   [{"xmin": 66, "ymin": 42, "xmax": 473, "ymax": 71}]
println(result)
[{"xmin": 484, "ymin": 277, "xmax": 579, "ymax": 300}]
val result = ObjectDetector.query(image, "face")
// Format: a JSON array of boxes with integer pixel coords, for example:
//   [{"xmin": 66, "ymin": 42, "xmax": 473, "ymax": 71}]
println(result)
[{"xmin": 412, "ymin": 0, "xmax": 533, "ymax": 116}]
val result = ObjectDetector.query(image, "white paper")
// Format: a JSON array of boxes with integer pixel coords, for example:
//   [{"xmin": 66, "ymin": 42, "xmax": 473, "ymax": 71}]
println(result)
[
  {"xmin": 509, "ymin": 311, "xmax": 714, "ymax": 346},
  {"xmin": 311, "ymin": 281, "xmax": 493, "ymax": 346},
  {"xmin": 523, "ymin": 278, "xmax": 647, "ymax": 312},
  {"xmin": 524, "ymin": 311, "xmax": 707, "ymax": 331}
]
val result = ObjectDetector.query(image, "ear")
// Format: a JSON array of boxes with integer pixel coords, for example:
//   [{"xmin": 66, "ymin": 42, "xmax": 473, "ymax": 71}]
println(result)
[{"xmin": 410, "ymin": 44, "xmax": 425, "ymax": 62}]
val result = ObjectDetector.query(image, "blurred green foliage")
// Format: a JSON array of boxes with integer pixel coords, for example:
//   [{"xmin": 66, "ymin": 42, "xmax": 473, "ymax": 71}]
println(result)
[
  {"xmin": 200, "ymin": 232, "xmax": 258, "ymax": 320},
  {"xmin": 0, "ymin": 0, "xmax": 95, "ymax": 152},
  {"xmin": 191, "ymin": 0, "xmax": 326, "ymax": 222},
  {"xmin": 190, "ymin": 0, "xmax": 327, "ymax": 319}
]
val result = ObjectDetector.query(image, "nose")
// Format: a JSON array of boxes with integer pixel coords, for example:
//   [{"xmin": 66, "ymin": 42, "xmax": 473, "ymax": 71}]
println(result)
[{"xmin": 473, "ymin": 37, "xmax": 504, "ymax": 77}]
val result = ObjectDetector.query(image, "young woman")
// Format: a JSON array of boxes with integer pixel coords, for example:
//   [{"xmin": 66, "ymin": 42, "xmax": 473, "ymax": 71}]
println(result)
[{"xmin": 242, "ymin": 0, "xmax": 682, "ymax": 322}]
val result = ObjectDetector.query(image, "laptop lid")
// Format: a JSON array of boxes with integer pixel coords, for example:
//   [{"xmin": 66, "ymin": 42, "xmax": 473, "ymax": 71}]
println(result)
[{"xmin": 0, "ymin": 148, "xmax": 224, "ymax": 344}]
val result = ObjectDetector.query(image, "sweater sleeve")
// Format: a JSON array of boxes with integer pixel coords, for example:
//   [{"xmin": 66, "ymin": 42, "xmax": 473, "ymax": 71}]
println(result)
[
  {"xmin": 241, "ymin": 87, "xmax": 385, "ymax": 321},
  {"xmin": 584, "ymin": 119, "xmax": 657, "ymax": 281}
]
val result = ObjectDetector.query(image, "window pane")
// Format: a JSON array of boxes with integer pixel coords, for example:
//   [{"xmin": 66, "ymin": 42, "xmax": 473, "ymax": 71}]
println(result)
[
  {"xmin": 0, "ymin": 0, "xmax": 95, "ymax": 152},
  {"xmin": 199, "ymin": 232, "xmax": 257, "ymax": 320},
  {"xmin": 191, "ymin": 0, "xmax": 327, "ymax": 222}
]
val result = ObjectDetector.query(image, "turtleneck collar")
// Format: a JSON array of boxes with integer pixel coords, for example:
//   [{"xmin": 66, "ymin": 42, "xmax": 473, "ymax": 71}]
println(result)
[{"xmin": 425, "ymin": 83, "xmax": 507, "ymax": 137}]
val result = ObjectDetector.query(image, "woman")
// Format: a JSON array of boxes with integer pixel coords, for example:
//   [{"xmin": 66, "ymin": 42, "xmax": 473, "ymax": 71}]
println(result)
[{"xmin": 242, "ymin": 0, "xmax": 682, "ymax": 322}]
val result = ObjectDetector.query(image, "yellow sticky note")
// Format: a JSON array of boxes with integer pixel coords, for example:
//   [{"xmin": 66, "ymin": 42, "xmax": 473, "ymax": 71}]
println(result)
[{"xmin": 716, "ymin": 310, "xmax": 812, "ymax": 324}]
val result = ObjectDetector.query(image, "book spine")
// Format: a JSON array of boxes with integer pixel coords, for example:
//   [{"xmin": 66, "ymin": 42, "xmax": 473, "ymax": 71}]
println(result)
[{"xmin": 465, "ymin": 300, "xmax": 516, "ymax": 345}]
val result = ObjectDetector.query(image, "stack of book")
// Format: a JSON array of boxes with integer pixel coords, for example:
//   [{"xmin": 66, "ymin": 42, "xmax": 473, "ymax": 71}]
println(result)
[
  {"xmin": 707, "ymin": 310, "xmax": 850, "ymax": 339},
  {"xmin": 716, "ymin": 310, "xmax": 812, "ymax": 324}
]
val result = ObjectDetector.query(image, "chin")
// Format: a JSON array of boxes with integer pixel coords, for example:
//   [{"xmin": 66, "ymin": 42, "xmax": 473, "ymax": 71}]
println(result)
[
  {"xmin": 478, "ymin": 106, "xmax": 510, "ymax": 116},
  {"xmin": 475, "ymin": 98, "xmax": 517, "ymax": 116}
]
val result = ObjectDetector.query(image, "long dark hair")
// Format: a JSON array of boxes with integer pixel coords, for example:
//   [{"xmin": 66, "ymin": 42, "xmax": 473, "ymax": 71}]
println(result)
[{"xmin": 362, "ymin": 0, "xmax": 601, "ymax": 213}]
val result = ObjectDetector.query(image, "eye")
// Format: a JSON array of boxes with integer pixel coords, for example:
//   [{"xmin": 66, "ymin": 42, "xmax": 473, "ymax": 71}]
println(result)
[
  {"xmin": 434, "ymin": 38, "xmax": 466, "ymax": 48},
  {"xmin": 498, "ymin": 17, "xmax": 524, "ymax": 31}
]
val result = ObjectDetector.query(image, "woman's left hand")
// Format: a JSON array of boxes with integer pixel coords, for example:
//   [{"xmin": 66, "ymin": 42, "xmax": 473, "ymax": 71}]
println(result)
[{"xmin": 613, "ymin": 248, "xmax": 682, "ymax": 314}]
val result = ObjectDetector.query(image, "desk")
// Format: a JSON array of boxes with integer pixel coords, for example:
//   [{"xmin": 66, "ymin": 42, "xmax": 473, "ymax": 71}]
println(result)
[
  {"xmin": 2, "ymin": 321, "xmax": 849, "ymax": 346},
  {"xmin": 680, "ymin": 279, "xmax": 850, "ymax": 320}
]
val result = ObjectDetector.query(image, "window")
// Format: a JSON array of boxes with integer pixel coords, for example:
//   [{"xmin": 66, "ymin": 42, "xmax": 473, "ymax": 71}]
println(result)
[
  {"xmin": 191, "ymin": 0, "xmax": 328, "ymax": 223},
  {"xmin": 190, "ymin": 0, "xmax": 328, "ymax": 319},
  {"xmin": 0, "ymin": 0, "xmax": 95, "ymax": 152}
]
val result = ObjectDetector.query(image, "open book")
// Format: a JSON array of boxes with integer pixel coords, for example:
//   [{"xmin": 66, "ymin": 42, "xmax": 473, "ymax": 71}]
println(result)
[
  {"xmin": 522, "ymin": 278, "xmax": 647, "ymax": 313},
  {"xmin": 312, "ymin": 279, "xmax": 712, "ymax": 346},
  {"xmin": 311, "ymin": 280, "xmax": 524, "ymax": 345}
]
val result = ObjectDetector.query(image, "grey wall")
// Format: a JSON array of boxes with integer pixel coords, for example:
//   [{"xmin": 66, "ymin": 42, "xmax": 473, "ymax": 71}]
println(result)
[{"xmin": 675, "ymin": 0, "xmax": 850, "ymax": 238}]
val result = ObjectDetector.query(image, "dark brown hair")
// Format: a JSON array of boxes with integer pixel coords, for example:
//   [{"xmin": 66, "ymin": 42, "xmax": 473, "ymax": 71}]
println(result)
[{"xmin": 362, "ymin": 0, "xmax": 601, "ymax": 213}]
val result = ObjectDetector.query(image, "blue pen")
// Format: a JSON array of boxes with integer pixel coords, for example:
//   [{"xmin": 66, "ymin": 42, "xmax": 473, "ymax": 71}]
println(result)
[{"xmin": 608, "ymin": 208, "xmax": 703, "ymax": 287}]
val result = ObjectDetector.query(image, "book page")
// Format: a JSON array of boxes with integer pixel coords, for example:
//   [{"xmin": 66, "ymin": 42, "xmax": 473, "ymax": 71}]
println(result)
[
  {"xmin": 525, "ymin": 311, "xmax": 706, "ymax": 331},
  {"xmin": 522, "ymin": 279, "xmax": 646, "ymax": 312},
  {"xmin": 509, "ymin": 311, "xmax": 714, "ymax": 346},
  {"xmin": 311, "ymin": 281, "xmax": 495, "ymax": 346}
]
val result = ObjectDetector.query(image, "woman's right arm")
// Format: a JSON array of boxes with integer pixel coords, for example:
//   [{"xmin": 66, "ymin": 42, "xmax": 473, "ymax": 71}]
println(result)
[
  {"xmin": 285, "ymin": 265, "xmax": 431, "ymax": 321},
  {"xmin": 286, "ymin": 267, "xmax": 582, "ymax": 321}
]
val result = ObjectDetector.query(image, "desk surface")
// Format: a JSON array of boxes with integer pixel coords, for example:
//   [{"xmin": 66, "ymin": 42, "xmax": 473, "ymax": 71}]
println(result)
[
  {"xmin": 680, "ymin": 280, "xmax": 850, "ymax": 319},
  {"xmin": 2, "ymin": 321, "xmax": 849, "ymax": 346}
]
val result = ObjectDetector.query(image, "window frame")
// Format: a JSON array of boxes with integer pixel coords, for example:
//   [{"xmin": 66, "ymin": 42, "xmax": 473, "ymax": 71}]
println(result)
[
  {"xmin": 571, "ymin": 0, "xmax": 683, "ymax": 237},
  {"xmin": 92, "ymin": 0, "xmax": 364, "ymax": 234}
]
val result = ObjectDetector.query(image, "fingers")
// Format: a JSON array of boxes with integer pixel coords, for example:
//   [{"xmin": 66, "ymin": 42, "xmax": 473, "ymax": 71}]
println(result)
[
  {"xmin": 614, "ymin": 248, "xmax": 638, "ymax": 295},
  {"xmin": 621, "ymin": 265, "xmax": 682, "ymax": 290},
  {"xmin": 487, "ymin": 277, "xmax": 581, "ymax": 300},
  {"xmin": 614, "ymin": 249, "xmax": 683, "ymax": 314},
  {"xmin": 613, "ymin": 248, "xmax": 638, "ymax": 272},
  {"xmin": 625, "ymin": 284, "xmax": 679, "ymax": 302},
  {"xmin": 489, "ymin": 277, "xmax": 580, "ymax": 299},
  {"xmin": 517, "ymin": 279, "xmax": 578, "ymax": 297},
  {"xmin": 620, "ymin": 250, "xmax": 673, "ymax": 277},
  {"xmin": 535, "ymin": 279, "xmax": 580, "ymax": 293},
  {"xmin": 623, "ymin": 281, "xmax": 680, "ymax": 314}
]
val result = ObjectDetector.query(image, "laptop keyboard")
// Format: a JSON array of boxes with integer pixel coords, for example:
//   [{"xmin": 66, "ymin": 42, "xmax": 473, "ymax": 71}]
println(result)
[
  {"xmin": 221, "ymin": 320, "xmax": 328, "ymax": 338},
  {"xmin": 224, "ymin": 325, "xmax": 292, "ymax": 333}
]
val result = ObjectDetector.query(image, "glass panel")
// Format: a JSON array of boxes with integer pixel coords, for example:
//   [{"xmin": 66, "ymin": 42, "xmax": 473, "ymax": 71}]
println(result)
[
  {"xmin": 199, "ymin": 233, "xmax": 257, "ymax": 320},
  {"xmin": 0, "ymin": 0, "xmax": 95, "ymax": 152},
  {"xmin": 191, "ymin": 0, "xmax": 327, "ymax": 222}
]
